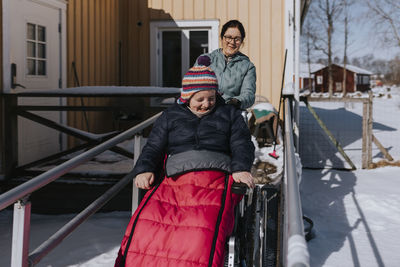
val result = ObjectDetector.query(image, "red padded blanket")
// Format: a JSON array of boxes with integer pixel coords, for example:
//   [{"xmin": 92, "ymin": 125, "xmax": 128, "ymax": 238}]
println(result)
[{"xmin": 115, "ymin": 170, "xmax": 241, "ymax": 267}]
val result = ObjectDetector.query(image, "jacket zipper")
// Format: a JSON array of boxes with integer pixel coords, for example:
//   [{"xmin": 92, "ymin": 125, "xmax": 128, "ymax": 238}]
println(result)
[
  {"xmin": 195, "ymin": 117, "xmax": 200, "ymax": 147},
  {"xmin": 220, "ymin": 60, "xmax": 227, "ymax": 92}
]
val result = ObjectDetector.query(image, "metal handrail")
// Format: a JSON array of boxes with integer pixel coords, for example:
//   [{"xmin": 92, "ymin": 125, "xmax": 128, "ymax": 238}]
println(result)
[
  {"xmin": 28, "ymin": 170, "xmax": 136, "ymax": 265},
  {"xmin": 0, "ymin": 112, "xmax": 161, "ymax": 267},
  {"xmin": 0, "ymin": 112, "xmax": 161, "ymax": 211},
  {"xmin": 283, "ymin": 98, "xmax": 310, "ymax": 267}
]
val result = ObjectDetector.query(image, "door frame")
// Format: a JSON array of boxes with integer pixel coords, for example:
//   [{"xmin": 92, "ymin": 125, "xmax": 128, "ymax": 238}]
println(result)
[{"xmin": 149, "ymin": 20, "xmax": 219, "ymax": 87}]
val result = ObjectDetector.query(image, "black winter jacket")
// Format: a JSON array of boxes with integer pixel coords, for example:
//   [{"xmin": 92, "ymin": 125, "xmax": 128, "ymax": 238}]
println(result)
[{"xmin": 133, "ymin": 96, "xmax": 255, "ymax": 176}]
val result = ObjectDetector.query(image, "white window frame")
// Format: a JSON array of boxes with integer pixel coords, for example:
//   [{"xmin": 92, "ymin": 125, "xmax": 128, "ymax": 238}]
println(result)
[
  {"xmin": 149, "ymin": 20, "xmax": 219, "ymax": 87},
  {"xmin": 317, "ymin": 75, "xmax": 323, "ymax": 85},
  {"xmin": 26, "ymin": 22, "xmax": 48, "ymax": 76}
]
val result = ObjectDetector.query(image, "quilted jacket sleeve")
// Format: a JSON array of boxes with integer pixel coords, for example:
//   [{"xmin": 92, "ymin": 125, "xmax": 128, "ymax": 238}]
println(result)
[
  {"xmin": 133, "ymin": 112, "xmax": 168, "ymax": 176},
  {"xmin": 236, "ymin": 62, "xmax": 256, "ymax": 109},
  {"xmin": 229, "ymin": 108, "xmax": 255, "ymax": 172}
]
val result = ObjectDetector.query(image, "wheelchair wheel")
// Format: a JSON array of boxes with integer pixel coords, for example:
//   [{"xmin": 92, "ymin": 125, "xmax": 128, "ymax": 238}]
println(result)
[{"xmin": 261, "ymin": 185, "xmax": 279, "ymax": 267}]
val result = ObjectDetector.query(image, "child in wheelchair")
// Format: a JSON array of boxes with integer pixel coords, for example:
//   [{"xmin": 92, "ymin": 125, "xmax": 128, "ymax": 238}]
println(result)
[{"xmin": 114, "ymin": 64, "xmax": 255, "ymax": 267}]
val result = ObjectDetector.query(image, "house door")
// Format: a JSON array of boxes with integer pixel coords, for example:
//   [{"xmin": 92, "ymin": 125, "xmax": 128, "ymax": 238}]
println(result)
[
  {"xmin": 150, "ymin": 20, "xmax": 219, "ymax": 105},
  {"xmin": 4, "ymin": 0, "xmax": 66, "ymax": 165},
  {"xmin": 160, "ymin": 29, "xmax": 210, "ymax": 87}
]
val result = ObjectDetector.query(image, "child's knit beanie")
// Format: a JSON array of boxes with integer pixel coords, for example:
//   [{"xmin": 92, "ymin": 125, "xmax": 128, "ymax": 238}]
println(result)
[{"xmin": 177, "ymin": 55, "xmax": 218, "ymax": 104}]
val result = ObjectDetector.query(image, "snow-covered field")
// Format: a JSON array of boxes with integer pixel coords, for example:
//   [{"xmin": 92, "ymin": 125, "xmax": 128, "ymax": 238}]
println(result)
[
  {"xmin": 300, "ymin": 86, "xmax": 400, "ymax": 267},
  {"xmin": 0, "ymin": 86, "xmax": 399, "ymax": 266},
  {"xmin": 301, "ymin": 167, "xmax": 400, "ymax": 267}
]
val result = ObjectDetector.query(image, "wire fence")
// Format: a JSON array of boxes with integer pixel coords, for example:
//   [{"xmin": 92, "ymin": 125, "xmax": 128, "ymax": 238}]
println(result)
[{"xmin": 299, "ymin": 86, "xmax": 400, "ymax": 169}]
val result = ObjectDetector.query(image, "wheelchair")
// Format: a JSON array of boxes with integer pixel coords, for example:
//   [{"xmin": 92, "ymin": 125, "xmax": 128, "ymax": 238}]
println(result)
[{"xmin": 225, "ymin": 182, "xmax": 280, "ymax": 267}]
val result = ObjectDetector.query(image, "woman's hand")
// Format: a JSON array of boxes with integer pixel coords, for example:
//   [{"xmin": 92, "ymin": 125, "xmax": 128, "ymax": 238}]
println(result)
[
  {"xmin": 232, "ymin": 171, "xmax": 255, "ymax": 188},
  {"xmin": 135, "ymin": 172, "xmax": 155, "ymax": 189}
]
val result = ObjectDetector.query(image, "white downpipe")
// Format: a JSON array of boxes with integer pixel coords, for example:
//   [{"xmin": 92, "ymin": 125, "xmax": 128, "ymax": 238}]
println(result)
[
  {"xmin": 294, "ymin": 0, "xmax": 300, "ymax": 102},
  {"xmin": 294, "ymin": 0, "xmax": 301, "ymax": 149},
  {"xmin": 284, "ymin": 0, "xmax": 295, "ymax": 96}
]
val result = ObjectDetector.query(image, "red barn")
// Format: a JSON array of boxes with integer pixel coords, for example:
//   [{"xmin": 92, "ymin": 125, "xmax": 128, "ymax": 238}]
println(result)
[{"xmin": 312, "ymin": 64, "xmax": 372, "ymax": 93}]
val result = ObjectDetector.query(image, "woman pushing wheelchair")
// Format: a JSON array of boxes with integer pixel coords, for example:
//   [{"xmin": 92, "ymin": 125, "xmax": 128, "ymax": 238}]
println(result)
[{"xmin": 114, "ymin": 61, "xmax": 255, "ymax": 267}]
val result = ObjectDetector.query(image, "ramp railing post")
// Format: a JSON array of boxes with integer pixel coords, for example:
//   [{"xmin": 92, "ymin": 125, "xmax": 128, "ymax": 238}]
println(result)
[
  {"xmin": 11, "ymin": 198, "xmax": 31, "ymax": 267},
  {"xmin": 132, "ymin": 135, "xmax": 142, "ymax": 214},
  {"xmin": 4, "ymin": 95, "xmax": 18, "ymax": 179}
]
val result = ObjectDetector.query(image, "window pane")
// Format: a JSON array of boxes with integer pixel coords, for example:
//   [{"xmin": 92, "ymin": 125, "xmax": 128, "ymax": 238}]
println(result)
[
  {"xmin": 363, "ymin": 76, "xmax": 369, "ymax": 84},
  {"xmin": 27, "ymin": 41, "xmax": 36, "ymax": 57},
  {"xmin": 38, "ymin": 43, "xmax": 46, "ymax": 58},
  {"xmin": 27, "ymin": 59, "xmax": 36, "ymax": 75},
  {"xmin": 38, "ymin": 60, "xmax": 46, "ymax": 75},
  {"xmin": 38, "ymin": 26, "xmax": 46, "ymax": 42},
  {"xmin": 189, "ymin": 31, "xmax": 208, "ymax": 67},
  {"xmin": 162, "ymin": 31, "xmax": 181, "ymax": 87},
  {"xmin": 27, "ymin": 23, "xmax": 35, "ymax": 40}
]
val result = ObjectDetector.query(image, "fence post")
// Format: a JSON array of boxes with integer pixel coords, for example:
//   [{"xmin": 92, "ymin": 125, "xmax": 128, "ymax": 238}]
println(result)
[
  {"xmin": 362, "ymin": 99, "xmax": 368, "ymax": 169},
  {"xmin": 367, "ymin": 91, "xmax": 373, "ymax": 168},
  {"xmin": 11, "ymin": 199, "xmax": 31, "ymax": 267},
  {"xmin": 4, "ymin": 95, "xmax": 18, "ymax": 179},
  {"xmin": 132, "ymin": 135, "xmax": 142, "ymax": 214}
]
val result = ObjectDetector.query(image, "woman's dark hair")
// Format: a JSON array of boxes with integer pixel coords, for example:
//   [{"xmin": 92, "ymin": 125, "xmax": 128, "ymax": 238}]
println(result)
[{"xmin": 220, "ymin": 20, "xmax": 246, "ymax": 40}]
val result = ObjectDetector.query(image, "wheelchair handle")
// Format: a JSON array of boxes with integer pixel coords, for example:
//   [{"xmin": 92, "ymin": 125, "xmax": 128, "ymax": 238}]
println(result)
[{"xmin": 232, "ymin": 182, "xmax": 252, "ymax": 195}]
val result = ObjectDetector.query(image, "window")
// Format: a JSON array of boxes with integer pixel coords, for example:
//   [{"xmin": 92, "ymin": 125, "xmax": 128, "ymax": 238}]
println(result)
[
  {"xmin": 160, "ymin": 29, "xmax": 209, "ymax": 87},
  {"xmin": 336, "ymin": 82, "xmax": 342, "ymax": 92},
  {"xmin": 150, "ymin": 20, "xmax": 218, "ymax": 87},
  {"xmin": 363, "ymin": 75, "xmax": 370, "ymax": 85},
  {"xmin": 316, "ymin": 75, "xmax": 323, "ymax": 85},
  {"xmin": 26, "ymin": 23, "xmax": 47, "ymax": 76}
]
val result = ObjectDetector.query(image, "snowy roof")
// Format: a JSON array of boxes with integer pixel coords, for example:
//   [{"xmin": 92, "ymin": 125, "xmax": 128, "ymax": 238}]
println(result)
[
  {"xmin": 336, "ymin": 63, "xmax": 373, "ymax": 75},
  {"xmin": 310, "ymin": 63, "xmax": 373, "ymax": 75},
  {"xmin": 300, "ymin": 63, "xmax": 325, "ymax": 78}
]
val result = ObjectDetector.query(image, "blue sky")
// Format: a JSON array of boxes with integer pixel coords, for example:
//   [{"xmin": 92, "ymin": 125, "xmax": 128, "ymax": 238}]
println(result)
[
  {"xmin": 305, "ymin": 1, "xmax": 400, "ymax": 61},
  {"xmin": 348, "ymin": 2, "xmax": 400, "ymax": 60}
]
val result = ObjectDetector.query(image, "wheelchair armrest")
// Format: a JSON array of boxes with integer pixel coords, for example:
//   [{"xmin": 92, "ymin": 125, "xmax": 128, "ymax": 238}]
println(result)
[{"xmin": 232, "ymin": 182, "xmax": 252, "ymax": 195}]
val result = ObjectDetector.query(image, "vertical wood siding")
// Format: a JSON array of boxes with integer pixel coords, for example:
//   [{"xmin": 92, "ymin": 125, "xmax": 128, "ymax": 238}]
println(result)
[
  {"xmin": 119, "ymin": 0, "xmax": 285, "ymax": 108},
  {"xmin": 66, "ymin": 0, "xmax": 285, "ymax": 139},
  {"xmin": 67, "ymin": 0, "xmax": 119, "ymax": 142}
]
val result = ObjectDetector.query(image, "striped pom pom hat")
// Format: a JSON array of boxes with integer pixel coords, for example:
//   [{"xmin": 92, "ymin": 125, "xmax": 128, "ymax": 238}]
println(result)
[{"xmin": 177, "ymin": 65, "xmax": 218, "ymax": 104}]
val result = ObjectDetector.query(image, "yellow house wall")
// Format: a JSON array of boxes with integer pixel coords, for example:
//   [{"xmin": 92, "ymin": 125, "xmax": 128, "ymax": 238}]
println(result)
[
  {"xmin": 66, "ymin": 0, "xmax": 286, "ymax": 140},
  {"xmin": 120, "ymin": 0, "xmax": 286, "ymax": 108},
  {"xmin": 67, "ymin": 0, "xmax": 120, "ymax": 142}
]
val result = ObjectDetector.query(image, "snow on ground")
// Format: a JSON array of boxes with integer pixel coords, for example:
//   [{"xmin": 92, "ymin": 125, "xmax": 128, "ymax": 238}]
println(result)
[
  {"xmin": 300, "ymin": 86, "xmax": 400, "ymax": 169},
  {"xmin": 301, "ymin": 167, "xmax": 400, "ymax": 267},
  {"xmin": 0, "ymin": 210, "xmax": 129, "ymax": 266},
  {"xmin": 0, "ymin": 86, "xmax": 399, "ymax": 266},
  {"xmin": 300, "ymin": 85, "xmax": 400, "ymax": 266}
]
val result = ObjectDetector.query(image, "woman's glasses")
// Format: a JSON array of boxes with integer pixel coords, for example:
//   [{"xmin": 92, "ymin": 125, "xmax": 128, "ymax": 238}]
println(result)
[{"xmin": 223, "ymin": 35, "xmax": 242, "ymax": 43}]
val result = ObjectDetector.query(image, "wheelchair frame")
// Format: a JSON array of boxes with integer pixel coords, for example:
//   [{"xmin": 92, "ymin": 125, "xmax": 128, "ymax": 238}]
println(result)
[{"xmin": 226, "ymin": 183, "xmax": 281, "ymax": 267}]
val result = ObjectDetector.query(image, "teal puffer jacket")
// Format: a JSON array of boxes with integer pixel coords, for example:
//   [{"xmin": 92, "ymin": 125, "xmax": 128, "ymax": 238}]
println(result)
[{"xmin": 196, "ymin": 48, "xmax": 256, "ymax": 109}]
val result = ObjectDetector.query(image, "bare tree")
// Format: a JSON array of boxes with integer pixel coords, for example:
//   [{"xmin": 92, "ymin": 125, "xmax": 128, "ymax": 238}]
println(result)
[
  {"xmin": 366, "ymin": 0, "xmax": 400, "ymax": 48},
  {"xmin": 387, "ymin": 56, "xmax": 400, "ymax": 84},
  {"xmin": 341, "ymin": 0, "xmax": 356, "ymax": 95},
  {"xmin": 301, "ymin": 17, "xmax": 317, "ymax": 91},
  {"xmin": 309, "ymin": 0, "xmax": 343, "ymax": 96}
]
